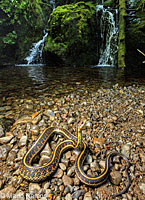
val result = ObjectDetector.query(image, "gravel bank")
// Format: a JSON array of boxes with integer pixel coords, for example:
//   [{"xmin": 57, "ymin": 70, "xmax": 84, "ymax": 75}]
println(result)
[{"xmin": 0, "ymin": 83, "xmax": 144, "ymax": 200}]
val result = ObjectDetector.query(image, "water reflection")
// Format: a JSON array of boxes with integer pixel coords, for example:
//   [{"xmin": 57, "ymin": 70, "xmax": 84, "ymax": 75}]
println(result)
[
  {"xmin": 26, "ymin": 65, "xmax": 46, "ymax": 83},
  {"xmin": 0, "ymin": 64, "xmax": 144, "ymax": 101}
]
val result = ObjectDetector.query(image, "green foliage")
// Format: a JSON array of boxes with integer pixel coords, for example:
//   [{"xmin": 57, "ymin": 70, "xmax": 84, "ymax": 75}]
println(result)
[
  {"xmin": 0, "ymin": 0, "xmax": 51, "ymax": 63},
  {"xmin": 2, "ymin": 31, "xmax": 17, "ymax": 45},
  {"xmin": 45, "ymin": 1, "xmax": 97, "ymax": 65}
]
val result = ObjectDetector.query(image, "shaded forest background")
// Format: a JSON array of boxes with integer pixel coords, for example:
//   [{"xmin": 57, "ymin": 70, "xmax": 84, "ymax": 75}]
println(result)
[{"xmin": 0, "ymin": 0, "xmax": 144, "ymax": 67}]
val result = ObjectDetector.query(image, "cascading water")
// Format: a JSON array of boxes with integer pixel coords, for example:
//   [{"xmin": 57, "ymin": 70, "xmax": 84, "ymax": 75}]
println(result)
[
  {"xmin": 25, "ymin": 31, "xmax": 48, "ymax": 65},
  {"xmin": 96, "ymin": 5, "xmax": 118, "ymax": 66},
  {"xmin": 50, "ymin": 0, "xmax": 55, "ymax": 11}
]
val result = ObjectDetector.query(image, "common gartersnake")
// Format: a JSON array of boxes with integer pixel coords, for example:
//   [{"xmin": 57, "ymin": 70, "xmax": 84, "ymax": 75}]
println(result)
[{"xmin": 19, "ymin": 122, "xmax": 131, "ymax": 197}]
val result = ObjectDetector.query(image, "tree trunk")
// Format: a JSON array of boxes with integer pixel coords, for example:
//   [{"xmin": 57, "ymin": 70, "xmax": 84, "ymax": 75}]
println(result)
[{"xmin": 118, "ymin": 0, "xmax": 127, "ymax": 68}]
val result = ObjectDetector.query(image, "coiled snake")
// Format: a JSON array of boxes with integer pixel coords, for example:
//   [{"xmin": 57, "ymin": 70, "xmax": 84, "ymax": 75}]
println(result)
[{"xmin": 19, "ymin": 121, "xmax": 131, "ymax": 197}]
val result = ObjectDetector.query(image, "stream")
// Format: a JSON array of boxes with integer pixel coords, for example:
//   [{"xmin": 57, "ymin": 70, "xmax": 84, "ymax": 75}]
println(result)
[{"xmin": 0, "ymin": 64, "xmax": 144, "ymax": 105}]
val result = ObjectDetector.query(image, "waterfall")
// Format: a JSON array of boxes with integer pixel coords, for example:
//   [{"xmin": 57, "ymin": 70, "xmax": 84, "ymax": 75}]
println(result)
[
  {"xmin": 25, "ymin": 31, "xmax": 48, "ymax": 65},
  {"xmin": 50, "ymin": 0, "xmax": 55, "ymax": 11},
  {"xmin": 96, "ymin": 5, "xmax": 118, "ymax": 66}
]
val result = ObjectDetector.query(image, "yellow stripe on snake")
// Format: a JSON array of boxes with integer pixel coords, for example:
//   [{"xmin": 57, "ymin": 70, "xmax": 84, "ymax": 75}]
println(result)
[{"xmin": 19, "ymin": 121, "xmax": 131, "ymax": 197}]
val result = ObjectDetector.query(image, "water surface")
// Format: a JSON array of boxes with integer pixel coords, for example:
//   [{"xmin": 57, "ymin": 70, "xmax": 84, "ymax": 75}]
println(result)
[{"xmin": 0, "ymin": 64, "xmax": 144, "ymax": 105}]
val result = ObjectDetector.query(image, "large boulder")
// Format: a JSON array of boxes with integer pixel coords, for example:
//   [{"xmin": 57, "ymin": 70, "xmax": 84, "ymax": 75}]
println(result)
[{"xmin": 44, "ymin": 1, "xmax": 98, "ymax": 66}]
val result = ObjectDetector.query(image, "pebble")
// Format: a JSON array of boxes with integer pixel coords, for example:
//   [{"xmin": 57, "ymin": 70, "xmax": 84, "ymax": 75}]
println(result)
[
  {"xmin": 17, "ymin": 146, "xmax": 27, "ymax": 159},
  {"xmin": 32, "ymin": 113, "xmax": 42, "ymax": 125},
  {"xmin": 84, "ymin": 192, "xmax": 93, "ymax": 200},
  {"xmin": 31, "ymin": 124, "xmax": 39, "ymax": 135},
  {"xmin": 67, "ymin": 166, "xmax": 75, "ymax": 176},
  {"xmin": 29, "ymin": 183, "xmax": 41, "ymax": 194},
  {"xmin": 121, "ymin": 144, "xmax": 131, "ymax": 157},
  {"xmin": 43, "ymin": 109, "xmax": 55, "ymax": 120},
  {"xmin": 0, "ymin": 135, "xmax": 14, "ymax": 144},
  {"xmin": 40, "ymin": 143, "xmax": 52, "ymax": 156},
  {"xmin": 43, "ymin": 182, "xmax": 50, "ymax": 190},
  {"xmin": 7, "ymin": 149, "xmax": 17, "ymax": 164},
  {"xmin": 72, "ymin": 190, "xmax": 85, "ymax": 199},
  {"xmin": 99, "ymin": 160, "xmax": 105, "ymax": 169},
  {"xmin": 0, "ymin": 180, "xmax": 4, "ymax": 190},
  {"xmin": 62, "ymin": 175, "xmax": 74, "ymax": 186},
  {"xmin": 68, "ymin": 118, "xmax": 76, "ymax": 124},
  {"xmin": 0, "ymin": 125, "xmax": 4, "ymax": 137},
  {"xmin": 39, "ymin": 155, "xmax": 50, "ymax": 165},
  {"xmin": 86, "ymin": 155, "xmax": 92, "ymax": 164},
  {"xmin": 53, "ymin": 168, "xmax": 64, "ymax": 178},
  {"xmin": 110, "ymin": 171, "xmax": 122, "ymax": 185},
  {"xmin": 139, "ymin": 183, "xmax": 145, "ymax": 194},
  {"xmin": 18, "ymin": 135, "xmax": 27, "ymax": 146},
  {"xmin": 59, "ymin": 163, "xmax": 66, "ymax": 171},
  {"xmin": 73, "ymin": 176, "xmax": 80, "ymax": 186},
  {"xmin": 0, "ymin": 186, "xmax": 16, "ymax": 199},
  {"xmin": 65, "ymin": 151, "xmax": 71, "ymax": 159},
  {"xmin": 0, "ymin": 144, "xmax": 11, "ymax": 160},
  {"xmin": 65, "ymin": 193, "xmax": 72, "ymax": 200}
]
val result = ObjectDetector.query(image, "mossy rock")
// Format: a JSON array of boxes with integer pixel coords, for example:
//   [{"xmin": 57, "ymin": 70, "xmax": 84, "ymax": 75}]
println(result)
[{"xmin": 44, "ymin": 1, "xmax": 98, "ymax": 66}]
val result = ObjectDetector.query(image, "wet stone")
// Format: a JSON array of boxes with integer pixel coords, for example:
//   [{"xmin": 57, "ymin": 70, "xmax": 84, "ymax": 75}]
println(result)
[
  {"xmin": 25, "ymin": 104, "xmax": 33, "ymax": 110},
  {"xmin": 8, "ymin": 176, "xmax": 18, "ymax": 187},
  {"xmin": 59, "ymin": 185, "xmax": 64, "ymax": 192},
  {"xmin": 99, "ymin": 160, "xmax": 105, "ymax": 169},
  {"xmin": 43, "ymin": 182, "xmax": 50, "ymax": 190},
  {"xmin": 0, "ymin": 179, "xmax": 4, "ymax": 190},
  {"xmin": 86, "ymin": 155, "xmax": 92, "ymax": 164}
]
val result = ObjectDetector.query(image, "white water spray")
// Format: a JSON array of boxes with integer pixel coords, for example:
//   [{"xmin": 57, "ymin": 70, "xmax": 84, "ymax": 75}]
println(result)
[
  {"xmin": 25, "ymin": 31, "xmax": 48, "ymax": 65},
  {"xmin": 96, "ymin": 5, "xmax": 118, "ymax": 66},
  {"xmin": 50, "ymin": 0, "xmax": 55, "ymax": 11}
]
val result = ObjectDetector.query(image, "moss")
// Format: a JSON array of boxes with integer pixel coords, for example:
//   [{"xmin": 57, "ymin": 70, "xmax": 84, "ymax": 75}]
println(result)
[{"xmin": 44, "ymin": 1, "xmax": 97, "ymax": 66}]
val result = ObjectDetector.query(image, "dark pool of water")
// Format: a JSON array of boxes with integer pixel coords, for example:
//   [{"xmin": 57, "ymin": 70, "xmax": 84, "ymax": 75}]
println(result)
[{"xmin": 0, "ymin": 64, "xmax": 145, "ymax": 104}]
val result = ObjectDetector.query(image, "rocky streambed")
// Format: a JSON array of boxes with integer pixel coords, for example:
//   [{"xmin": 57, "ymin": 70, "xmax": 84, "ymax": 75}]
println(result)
[{"xmin": 0, "ymin": 83, "xmax": 144, "ymax": 200}]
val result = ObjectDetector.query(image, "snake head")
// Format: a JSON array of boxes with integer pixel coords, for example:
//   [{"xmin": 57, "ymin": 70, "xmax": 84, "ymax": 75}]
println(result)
[
  {"xmin": 76, "ymin": 120, "xmax": 86, "ymax": 149},
  {"xmin": 78, "ymin": 120, "xmax": 86, "ymax": 132}
]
